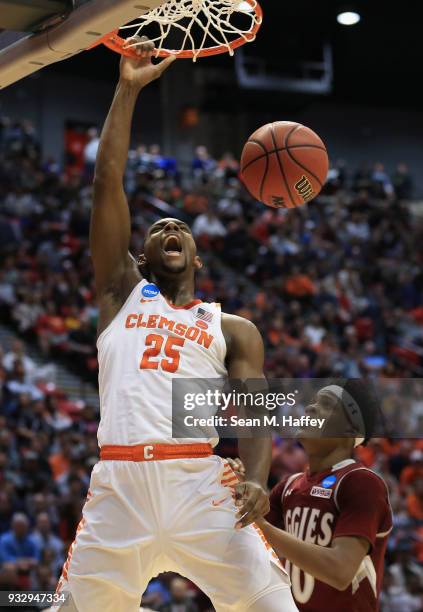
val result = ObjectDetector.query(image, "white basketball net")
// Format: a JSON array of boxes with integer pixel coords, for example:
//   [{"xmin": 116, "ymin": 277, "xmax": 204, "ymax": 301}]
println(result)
[{"xmin": 120, "ymin": 0, "xmax": 261, "ymax": 61}]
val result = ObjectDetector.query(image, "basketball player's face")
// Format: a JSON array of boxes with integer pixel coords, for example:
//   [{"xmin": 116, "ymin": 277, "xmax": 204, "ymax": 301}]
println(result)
[
  {"xmin": 142, "ymin": 218, "xmax": 201, "ymax": 276},
  {"xmin": 298, "ymin": 390, "xmax": 355, "ymax": 454}
]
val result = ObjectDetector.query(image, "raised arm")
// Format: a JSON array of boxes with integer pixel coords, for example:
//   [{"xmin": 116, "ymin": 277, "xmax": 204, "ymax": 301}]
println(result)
[
  {"xmin": 222, "ymin": 313, "xmax": 272, "ymax": 528},
  {"xmin": 90, "ymin": 40, "xmax": 175, "ymax": 297}
]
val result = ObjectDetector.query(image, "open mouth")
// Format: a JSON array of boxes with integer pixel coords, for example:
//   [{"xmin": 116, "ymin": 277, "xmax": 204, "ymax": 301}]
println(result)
[{"xmin": 162, "ymin": 234, "xmax": 182, "ymax": 256}]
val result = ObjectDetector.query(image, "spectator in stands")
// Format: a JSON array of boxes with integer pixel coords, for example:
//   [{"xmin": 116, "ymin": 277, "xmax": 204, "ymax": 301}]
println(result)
[
  {"xmin": 42, "ymin": 396, "xmax": 73, "ymax": 433},
  {"xmin": 2, "ymin": 338, "xmax": 56, "ymax": 386},
  {"xmin": 284, "ymin": 265, "xmax": 317, "ymax": 298},
  {"xmin": 216, "ymin": 152, "xmax": 239, "ymax": 181},
  {"xmin": 19, "ymin": 449, "xmax": 52, "ymax": 494},
  {"xmin": 66, "ymin": 320, "xmax": 96, "ymax": 358},
  {"xmin": 345, "ymin": 210, "xmax": 371, "ymax": 241},
  {"xmin": 133, "ymin": 144, "xmax": 153, "ymax": 172},
  {"xmin": 31, "ymin": 512, "xmax": 64, "ymax": 576},
  {"xmin": 216, "ymin": 179, "xmax": 243, "ymax": 219},
  {"xmin": 12, "ymin": 293, "xmax": 44, "ymax": 335},
  {"xmin": 0, "ymin": 513, "xmax": 40, "ymax": 572},
  {"xmin": 3, "ymin": 339, "xmax": 37, "ymax": 381},
  {"xmin": 1, "ymin": 112, "xmax": 422, "ymax": 608},
  {"xmin": 142, "ymin": 577, "xmax": 172, "ymax": 609},
  {"xmin": 192, "ymin": 208, "xmax": 227, "ymax": 240},
  {"xmin": 4, "ymin": 185, "xmax": 38, "ymax": 217},
  {"xmin": 36, "ymin": 301, "xmax": 68, "ymax": 356},
  {"xmin": 6, "ymin": 362, "xmax": 44, "ymax": 401},
  {"xmin": 371, "ymin": 162, "xmax": 395, "ymax": 199},
  {"xmin": 380, "ymin": 570, "xmax": 422, "ymax": 611},
  {"xmin": 149, "ymin": 144, "xmax": 164, "ymax": 170},
  {"xmin": 406, "ymin": 478, "xmax": 423, "ymax": 521},
  {"xmin": 353, "ymin": 162, "xmax": 373, "ymax": 191},
  {"xmin": 392, "ymin": 163, "xmax": 413, "ymax": 200},
  {"xmin": 0, "ymin": 561, "xmax": 19, "ymax": 591},
  {"xmin": 29, "ymin": 493, "xmax": 59, "ymax": 533},
  {"xmin": 0, "ymin": 492, "xmax": 13, "ymax": 535},
  {"xmin": 386, "ymin": 541, "xmax": 423, "ymax": 605},
  {"xmin": 83, "ymin": 127, "xmax": 100, "ymax": 183},
  {"xmin": 32, "ymin": 562, "xmax": 57, "ymax": 592},
  {"xmin": 400, "ymin": 449, "xmax": 423, "ymax": 493},
  {"xmin": 269, "ymin": 227, "xmax": 300, "ymax": 255},
  {"xmin": 159, "ymin": 577, "xmax": 199, "ymax": 612},
  {"xmin": 192, "ymin": 145, "xmax": 216, "ymax": 179},
  {"xmin": 15, "ymin": 398, "xmax": 52, "ymax": 445},
  {"xmin": 324, "ymin": 159, "xmax": 347, "ymax": 193},
  {"xmin": 0, "ymin": 269, "xmax": 15, "ymax": 308}
]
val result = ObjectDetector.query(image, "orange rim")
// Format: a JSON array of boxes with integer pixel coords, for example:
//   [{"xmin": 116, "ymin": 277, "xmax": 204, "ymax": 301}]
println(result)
[{"xmin": 88, "ymin": 0, "xmax": 263, "ymax": 59}]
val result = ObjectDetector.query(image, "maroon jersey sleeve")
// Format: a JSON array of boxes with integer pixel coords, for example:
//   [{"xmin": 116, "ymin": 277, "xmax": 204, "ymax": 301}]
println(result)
[
  {"xmin": 333, "ymin": 469, "xmax": 392, "ymax": 551},
  {"xmin": 266, "ymin": 479, "xmax": 287, "ymax": 529}
]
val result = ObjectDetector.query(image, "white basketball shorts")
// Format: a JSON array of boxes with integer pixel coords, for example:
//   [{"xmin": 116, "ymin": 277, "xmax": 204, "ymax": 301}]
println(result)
[{"xmin": 51, "ymin": 455, "xmax": 296, "ymax": 611}]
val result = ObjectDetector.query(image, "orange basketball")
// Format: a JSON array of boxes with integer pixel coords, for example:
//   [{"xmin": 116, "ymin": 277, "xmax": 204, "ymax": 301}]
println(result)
[{"xmin": 240, "ymin": 121, "xmax": 329, "ymax": 208}]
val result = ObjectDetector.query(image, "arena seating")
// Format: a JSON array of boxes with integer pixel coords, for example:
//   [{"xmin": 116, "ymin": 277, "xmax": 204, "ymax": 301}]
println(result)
[{"xmin": 0, "ymin": 117, "xmax": 422, "ymax": 609}]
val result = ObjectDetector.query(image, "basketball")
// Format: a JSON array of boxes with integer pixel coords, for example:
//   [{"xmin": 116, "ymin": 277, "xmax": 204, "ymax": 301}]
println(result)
[{"xmin": 240, "ymin": 121, "xmax": 329, "ymax": 208}]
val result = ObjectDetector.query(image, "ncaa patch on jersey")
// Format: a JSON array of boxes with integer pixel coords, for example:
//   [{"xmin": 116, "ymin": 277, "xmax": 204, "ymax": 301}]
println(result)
[
  {"xmin": 311, "ymin": 486, "xmax": 333, "ymax": 499},
  {"xmin": 321, "ymin": 475, "xmax": 337, "ymax": 488},
  {"xmin": 142, "ymin": 284, "xmax": 160, "ymax": 298}
]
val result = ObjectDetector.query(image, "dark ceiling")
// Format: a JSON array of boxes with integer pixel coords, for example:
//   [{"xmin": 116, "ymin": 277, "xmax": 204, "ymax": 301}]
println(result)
[{"xmin": 39, "ymin": 0, "xmax": 422, "ymax": 109}]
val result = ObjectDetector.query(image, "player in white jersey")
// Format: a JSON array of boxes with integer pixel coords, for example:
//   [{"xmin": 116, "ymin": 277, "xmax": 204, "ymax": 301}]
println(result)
[{"xmin": 52, "ymin": 39, "xmax": 298, "ymax": 612}]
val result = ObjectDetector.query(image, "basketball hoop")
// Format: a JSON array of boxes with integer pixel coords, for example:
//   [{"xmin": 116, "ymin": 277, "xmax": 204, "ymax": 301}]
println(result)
[{"xmin": 90, "ymin": 0, "xmax": 263, "ymax": 62}]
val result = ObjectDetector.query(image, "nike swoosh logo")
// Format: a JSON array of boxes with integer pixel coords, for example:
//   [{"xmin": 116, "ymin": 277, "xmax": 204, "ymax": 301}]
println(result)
[{"xmin": 212, "ymin": 497, "xmax": 227, "ymax": 507}]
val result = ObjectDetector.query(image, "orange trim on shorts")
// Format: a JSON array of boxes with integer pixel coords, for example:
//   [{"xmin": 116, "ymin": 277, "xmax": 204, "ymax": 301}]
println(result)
[
  {"xmin": 56, "ymin": 489, "xmax": 93, "ymax": 591},
  {"xmin": 221, "ymin": 477, "xmax": 238, "ymax": 486},
  {"xmin": 222, "ymin": 460, "xmax": 285, "ymax": 571},
  {"xmin": 100, "ymin": 442, "xmax": 213, "ymax": 462}
]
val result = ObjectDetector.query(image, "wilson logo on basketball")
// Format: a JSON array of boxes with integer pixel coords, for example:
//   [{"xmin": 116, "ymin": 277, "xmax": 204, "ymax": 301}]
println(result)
[
  {"xmin": 271, "ymin": 195, "xmax": 286, "ymax": 208},
  {"xmin": 295, "ymin": 175, "xmax": 315, "ymax": 203}
]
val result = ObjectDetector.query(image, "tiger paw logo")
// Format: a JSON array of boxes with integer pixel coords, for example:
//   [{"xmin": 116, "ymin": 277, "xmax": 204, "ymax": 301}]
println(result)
[{"xmin": 295, "ymin": 175, "xmax": 315, "ymax": 203}]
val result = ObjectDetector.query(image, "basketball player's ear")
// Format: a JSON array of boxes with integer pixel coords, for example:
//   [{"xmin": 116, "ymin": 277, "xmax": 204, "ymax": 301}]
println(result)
[
  {"xmin": 137, "ymin": 253, "xmax": 151, "ymax": 279},
  {"xmin": 337, "ymin": 399, "xmax": 360, "ymax": 438},
  {"xmin": 193, "ymin": 255, "xmax": 203, "ymax": 270},
  {"xmin": 137, "ymin": 253, "xmax": 147, "ymax": 267}
]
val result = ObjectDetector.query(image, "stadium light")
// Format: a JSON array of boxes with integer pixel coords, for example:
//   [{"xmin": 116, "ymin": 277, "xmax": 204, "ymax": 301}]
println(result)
[{"xmin": 337, "ymin": 10, "xmax": 361, "ymax": 26}]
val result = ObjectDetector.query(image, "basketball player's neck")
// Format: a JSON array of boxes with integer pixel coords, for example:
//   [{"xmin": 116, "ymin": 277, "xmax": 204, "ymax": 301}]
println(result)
[
  {"xmin": 305, "ymin": 444, "xmax": 353, "ymax": 476},
  {"xmin": 152, "ymin": 274, "xmax": 196, "ymax": 306}
]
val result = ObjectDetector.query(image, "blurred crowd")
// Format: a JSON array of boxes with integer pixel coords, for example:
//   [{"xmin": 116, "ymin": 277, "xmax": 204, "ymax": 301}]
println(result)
[{"xmin": 1, "ymin": 116, "xmax": 423, "ymax": 610}]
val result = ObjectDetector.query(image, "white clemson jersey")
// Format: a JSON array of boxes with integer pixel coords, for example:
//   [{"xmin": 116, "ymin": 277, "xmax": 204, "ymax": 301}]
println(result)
[{"xmin": 96, "ymin": 279, "xmax": 227, "ymax": 447}]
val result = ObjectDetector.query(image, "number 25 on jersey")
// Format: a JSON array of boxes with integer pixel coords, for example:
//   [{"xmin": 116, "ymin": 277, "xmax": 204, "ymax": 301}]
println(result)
[{"xmin": 140, "ymin": 333, "xmax": 184, "ymax": 373}]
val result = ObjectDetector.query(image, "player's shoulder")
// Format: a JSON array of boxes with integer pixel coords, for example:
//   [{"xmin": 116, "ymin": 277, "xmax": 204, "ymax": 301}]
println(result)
[
  {"xmin": 337, "ymin": 461, "xmax": 386, "ymax": 483},
  {"xmin": 334, "ymin": 462, "xmax": 389, "ymax": 504},
  {"xmin": 221, "ymin": 312, "xmax": 258, "ymax": 329},
  {"xmin": 221, "ymin": 312, "xmax": 262, "ymax": 343}
]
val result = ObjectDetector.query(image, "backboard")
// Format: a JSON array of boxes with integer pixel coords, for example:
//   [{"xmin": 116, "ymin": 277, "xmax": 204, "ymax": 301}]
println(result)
[{"xmin": 0, "ymin": 0, "xmax": 166, "ymax": 89}]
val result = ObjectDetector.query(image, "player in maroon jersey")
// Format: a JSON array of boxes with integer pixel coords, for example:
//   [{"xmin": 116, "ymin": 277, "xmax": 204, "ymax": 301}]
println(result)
[{"xmin": 232, "ymin": 380, "xmax": 392, "ymax": 612}]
